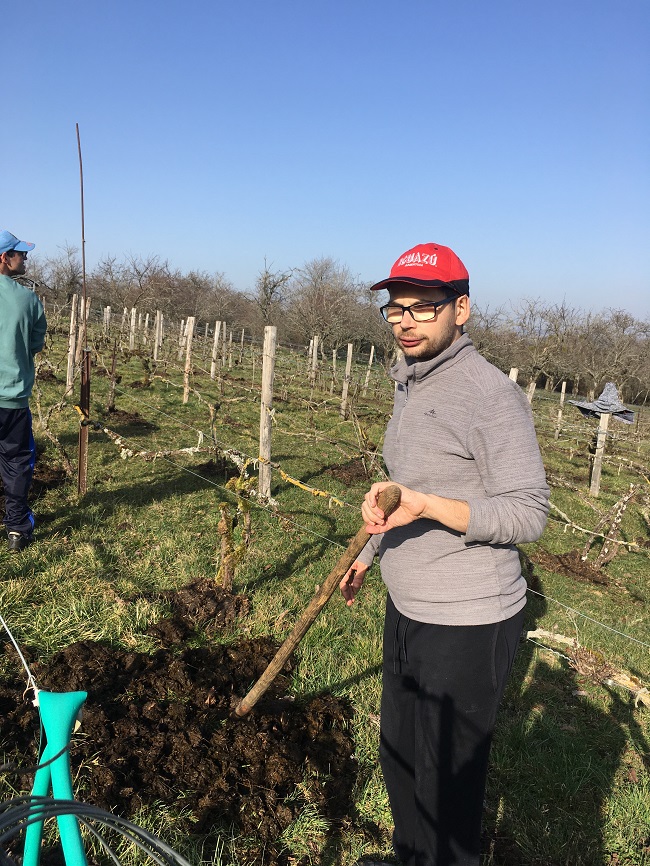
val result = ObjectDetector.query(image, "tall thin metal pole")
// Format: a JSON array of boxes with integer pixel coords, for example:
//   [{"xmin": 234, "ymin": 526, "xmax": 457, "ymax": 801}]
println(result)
[
  {"xmin": 76, "ymin": 124, "xmax": 87, "ymax": 350},
  {"xmin": 76, "ymin": 123, "xmax": 90, "ymax": 495}
]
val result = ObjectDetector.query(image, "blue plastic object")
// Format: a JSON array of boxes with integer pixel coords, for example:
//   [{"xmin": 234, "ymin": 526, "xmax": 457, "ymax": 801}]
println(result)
[{"xmin": 23, "ymin": 690, "xmax": 88, "ymax": 866}]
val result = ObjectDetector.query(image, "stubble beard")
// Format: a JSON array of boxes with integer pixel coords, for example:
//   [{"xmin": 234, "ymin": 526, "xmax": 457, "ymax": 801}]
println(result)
[{"xmin": 394, "ymin": 315, "xmax": 459, "ymax": 362}]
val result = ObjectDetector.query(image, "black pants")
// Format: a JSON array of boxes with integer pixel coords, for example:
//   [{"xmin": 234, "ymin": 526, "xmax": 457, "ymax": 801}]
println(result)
[
  {"xmin": 0, "ymin": 407, "xmax": 36, "ymax": 535},
  {"xmin": 380, "ymin": 594, "xmax": 525, "ymax": 866}
]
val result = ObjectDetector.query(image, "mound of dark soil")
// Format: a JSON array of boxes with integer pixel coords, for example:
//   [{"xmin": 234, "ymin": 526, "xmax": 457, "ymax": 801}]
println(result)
[
  {"xmin": 326, "ymin": 458, "xmax": 369, "ymax": 485},
  {"xmin": 0, "ymin": 586, "xmax": 358, "ymax": 865},
  {"xmin": 144, "ymin": 578, "xmax": 250, "ymax": 642},
  {"xmin": 530, "ymin": 548, "xmax": 609, "ymax": 585},
  {"xmin": 32, "ymin": 463, "xmax": 69, "ymax": 495},
  {"xmin": 103, "ymin": 409, "xmax": 156, "ymax": 429}
]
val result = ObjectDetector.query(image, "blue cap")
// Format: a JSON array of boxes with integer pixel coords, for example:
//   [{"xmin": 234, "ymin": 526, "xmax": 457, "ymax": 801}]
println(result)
[{"xmin": 0, "ymin": 230, "xmax": 35, "ymax": 255}]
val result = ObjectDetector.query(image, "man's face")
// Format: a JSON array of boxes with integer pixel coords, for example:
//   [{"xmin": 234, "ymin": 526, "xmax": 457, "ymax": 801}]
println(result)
[
  {"xmin": 387, "ymin": 284, "xmax": 470, "ymax": 361},
  {"xmin": 2, "ymin": 249, "xmax": 28, "ymax": 276}
]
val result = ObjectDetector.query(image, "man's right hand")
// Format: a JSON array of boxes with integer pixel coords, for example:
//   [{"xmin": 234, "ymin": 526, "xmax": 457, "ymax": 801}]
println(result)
[{"xmin": 339, "ymin": 560, "xmax": 369, "ymax": 606}]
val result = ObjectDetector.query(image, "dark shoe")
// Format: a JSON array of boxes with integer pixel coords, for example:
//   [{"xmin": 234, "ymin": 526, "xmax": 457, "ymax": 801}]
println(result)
[{"xmin": 7, "ymin": 531, "xmax": 33, "ymax": 552}]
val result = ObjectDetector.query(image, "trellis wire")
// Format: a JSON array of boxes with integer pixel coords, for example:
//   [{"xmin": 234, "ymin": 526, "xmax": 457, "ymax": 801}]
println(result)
[
  {"xmin": 0, "ymin": 614, "xmax": 38, "ymax": 694},
  {"xmin": 74, "ymin": 405, "xmax": 650, "ymax": 665}
]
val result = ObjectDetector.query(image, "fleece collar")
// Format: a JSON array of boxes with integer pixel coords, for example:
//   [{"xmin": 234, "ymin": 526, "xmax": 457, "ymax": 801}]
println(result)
[{"xmin": 390, "ymin": 333, "xmax": 475, "ymax": 385}]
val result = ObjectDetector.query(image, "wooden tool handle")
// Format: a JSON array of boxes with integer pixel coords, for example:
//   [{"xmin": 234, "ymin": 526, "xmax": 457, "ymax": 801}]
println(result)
[{"xmin": 234, "ymin": 484, "xmax": 401, "ymax": 717}]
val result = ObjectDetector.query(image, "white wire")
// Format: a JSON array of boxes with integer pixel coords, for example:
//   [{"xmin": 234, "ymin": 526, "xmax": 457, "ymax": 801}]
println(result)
[
  {"xmin": 0, "ymin": 613, "xmax": 38, "ymax": 693},
  {"xmin": 526, "ymin": 587, "xmax": 650, "ymax": 652}
]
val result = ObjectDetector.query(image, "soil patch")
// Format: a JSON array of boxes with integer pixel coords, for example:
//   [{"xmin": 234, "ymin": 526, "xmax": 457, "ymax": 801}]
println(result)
[
  {"xmin": 192, "ymin": 459, "xmax": 227, "ymax": 478},
  {"xmin": 32, "ymin": 463, "xmax": 69, "ymax": 495},
  {"xmin": 102, "ymin": 409, "xmax": 157, "ymax": 429},
  {"xmin": 144, "ymin": 578, "xmax": 250, "ymax": 642},
  {"xmin": 326, "ymin": 458, "xmax": 369, "ymax": 485},
  {"xmin": 35, "ymin": 368, "xmax": 58, "ymax": 382},
  {"xmin": 529, "ymin": 548, "xmax": 609, "ymax": 585},
  {"xmin": 0, "ymin": 586, "xmax": 358, "ymax": 866}
]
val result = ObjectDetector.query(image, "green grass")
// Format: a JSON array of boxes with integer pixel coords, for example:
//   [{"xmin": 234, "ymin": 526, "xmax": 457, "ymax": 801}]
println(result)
[{"xmin": 1, "ymin": 327, "xmax": 649, "ymax": 864}]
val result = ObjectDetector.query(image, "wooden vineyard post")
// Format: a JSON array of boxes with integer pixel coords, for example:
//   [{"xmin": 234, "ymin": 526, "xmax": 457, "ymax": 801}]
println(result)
[
  {"xmin": 129, "ymin": 307, "xmax": 137, "ymax": 351},
  {"xmin": 77, "ymin": 349, "xmax": 91, "ymax": 496},
  {"xmin": 362, "ymin": 345, "xmax": 375, "ymax": 396},
  {"xmin": 508, "ymin": 367, "xmax": 518, "ymax": 382},
  {"xmin": 203, "ymin": 322, "xmax": 209, "ymax": 362},
  {"xmin": 210, "ymin": 321, "xmax": 222, "ymax": 379},
  {"xmin": 309, "ymin": 335, "xmax": 319, "ymax": 394},
  {"xmin": 258, "ymin": 326, "xmax": 277, "ymax": 500},
  {"xmin": 103, "ymin": 306, "xmax": 111, "ymax": 335},
  {"xmin": 75, "ymin": 297, "xmax": 85, "ymax": 364},
  {"xmin": 239, "ymin": 328, "xmax": 245, "ymax": 365},
  {"xmin": 340, "ymin": 343, "xmax": 353, "ymax": 419},
  {"xmin": 153, "ymin": 310, "xmax": 162, "ymax": 361},
  {"xmin": 590, "ymin": 412, "xmax": 610, "ymax": 497},
  {"xmin": 177, "ymin": 319, "xmax": 186, "ymax": 361},
  {"xmin": 526, "ymin": 381, "xmax": 536, "ymax": 403},
  {"xmin": 106, "ymin": 341, "xmax": 118, "ymax": 412},
  {"xmin": 554, "ymin": 381, "xmax": 567, "ymax": 440},
  {"xmin": 143, "ymin": 312, "xmax": 150, "ymax": 345},
  {"xmin": 65, "ymin": 294, "xmax": 78, "ymax": 396},
  {"xmin": 228, "ymin": 330, "xmax": 233, "ymax": 370},
  {"xmin": 183, "ymin": 316, "xmax": 196, "ymax": 404},
  {"xmin": 330, "ymin": 349, "xmax": 337, "ymax": 394},
  {"xmin": 221, "ymin": 321, "xmax": 228, "ymax": 368}
]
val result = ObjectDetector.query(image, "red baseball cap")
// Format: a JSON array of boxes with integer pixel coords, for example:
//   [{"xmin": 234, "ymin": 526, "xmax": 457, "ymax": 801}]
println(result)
[{"xmin": 370, "ymin": 243, "xmax": 469, "ymax": 296}]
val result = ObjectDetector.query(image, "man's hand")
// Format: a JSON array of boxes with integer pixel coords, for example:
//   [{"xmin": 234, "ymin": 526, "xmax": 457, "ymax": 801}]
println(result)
[
  {"xmin": 340, "ymin": 560, "xmax": 369, "ymax": 606},
  {"xmin": 362, "ymin": 481, "xmax": 470, "ymax": 535}
]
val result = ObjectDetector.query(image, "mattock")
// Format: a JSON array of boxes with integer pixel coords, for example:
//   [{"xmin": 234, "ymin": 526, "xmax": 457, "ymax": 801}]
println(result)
[{"xmin": 234, "ymin": 485, "xmax": 401, "ymax": 718}]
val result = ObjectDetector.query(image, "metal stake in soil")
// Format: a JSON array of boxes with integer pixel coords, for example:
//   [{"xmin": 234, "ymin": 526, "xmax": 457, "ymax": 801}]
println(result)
[{"xmin": 234, "ymin": 484, "xmax": 401, "ymax": 717}]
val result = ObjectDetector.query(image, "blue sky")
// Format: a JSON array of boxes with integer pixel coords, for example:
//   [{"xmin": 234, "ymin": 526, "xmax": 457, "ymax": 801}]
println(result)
[{"xmin": 9, "ymin": 0, "xmax": 649, "ymax": 316}]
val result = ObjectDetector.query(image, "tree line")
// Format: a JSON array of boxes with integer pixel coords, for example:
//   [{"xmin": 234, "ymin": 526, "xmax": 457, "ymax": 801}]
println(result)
[{"xmin": 27, "ymin": 246, "xmax": 650, "ymax": 405}]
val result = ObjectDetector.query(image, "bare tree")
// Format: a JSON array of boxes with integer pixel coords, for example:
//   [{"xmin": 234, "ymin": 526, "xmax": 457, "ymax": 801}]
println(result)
[
  {"xmin": 572, "ymin": 309, "xmax": 648, "ymax": 399},
  {"xmin": 467, "ymin": 303, "xmax": 509, "ymax": 370},
  {"xmin": 31, "ymin": 244, "xmax": 82, "ymax": 304},
  {"xmin": 247, "ymin": 259, "xmax": 293, "ymax": 326},
  {"xmin": 285, "ymin": 257, "xmax": 366, "ymax": 351},
  {"xmin": 505, "ymin": 298, "xmax": 583, "ymax": 389}
]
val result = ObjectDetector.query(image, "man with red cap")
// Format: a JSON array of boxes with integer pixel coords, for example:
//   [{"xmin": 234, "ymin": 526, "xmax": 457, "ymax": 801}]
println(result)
[
  {"xmin": 341, "ymin": 243, "xmax": 549, "ymax": 866},
  {"xmin": 0, "ymin": 229, "xmax": 46, "ymax": 552}
]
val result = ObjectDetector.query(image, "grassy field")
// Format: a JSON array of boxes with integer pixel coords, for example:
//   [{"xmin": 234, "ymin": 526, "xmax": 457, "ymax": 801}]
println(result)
[{"xmin": 1, "ymin": 325, "xmax": 649, "ymax": 865}]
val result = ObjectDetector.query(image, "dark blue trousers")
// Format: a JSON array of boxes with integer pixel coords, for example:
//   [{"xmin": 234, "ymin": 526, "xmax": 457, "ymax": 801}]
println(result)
[
  {"xmin": 380, "ymin": 594, "xmax": 525, "ymax": 866},
  {"xmin": 0, "ymin": 407, "xmax": 36, "ymax": 536}
]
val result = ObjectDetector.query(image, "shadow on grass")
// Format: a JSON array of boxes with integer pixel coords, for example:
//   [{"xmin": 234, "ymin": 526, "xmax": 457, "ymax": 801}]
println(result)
[{"xmin": 483, "ymin": 579, "xmax": 646, "ymax": 865}]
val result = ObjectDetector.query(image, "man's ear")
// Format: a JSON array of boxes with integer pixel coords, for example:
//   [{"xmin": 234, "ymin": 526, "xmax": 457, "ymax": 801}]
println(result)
[{"xmin": 455, "ymin": 294, "xmax": 471, "ymax": 327}]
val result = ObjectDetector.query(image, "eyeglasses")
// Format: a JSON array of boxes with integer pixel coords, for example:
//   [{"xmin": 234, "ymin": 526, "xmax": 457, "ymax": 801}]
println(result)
[
  {"xmin": 380, "ymin": 296, "xmax": 457, "ymax": 324},
  {"xmin": 7, "ymin": 248, "xmax": 27, "ymax": 258}
]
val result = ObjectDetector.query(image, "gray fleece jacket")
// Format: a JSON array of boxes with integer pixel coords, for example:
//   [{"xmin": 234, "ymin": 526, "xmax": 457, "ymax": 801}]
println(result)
[{"xmin": 358, "ymin": 333, "xmax": 549, "ymax": 626}]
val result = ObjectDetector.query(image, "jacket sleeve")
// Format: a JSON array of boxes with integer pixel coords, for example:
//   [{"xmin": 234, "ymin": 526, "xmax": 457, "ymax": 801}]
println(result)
[
  {"xmin": 356, "ymin": 533, "xmax": 382, "ymax": 568},
  {"xmin": 30, "ymin": 299, "xmax": 47, "ymax": 354},
  {"xmin": 464, "ymin": 384, "xmax": 549, "ymax": 545}
]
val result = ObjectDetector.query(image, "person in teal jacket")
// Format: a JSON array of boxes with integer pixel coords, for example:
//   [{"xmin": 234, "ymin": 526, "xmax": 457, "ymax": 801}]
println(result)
[{"xmin": 0, "ymin": 229, "xmax": 47, "ymax": 552}]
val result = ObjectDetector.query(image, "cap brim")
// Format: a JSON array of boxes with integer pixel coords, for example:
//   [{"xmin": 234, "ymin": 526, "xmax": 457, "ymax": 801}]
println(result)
[
  {"xmin": 12, "ymin": 240, "xmax": 35, "ymax": 252},
  {"xmin": 370, "ymin": 276, "xmax": 469, "ymax": 295}
]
